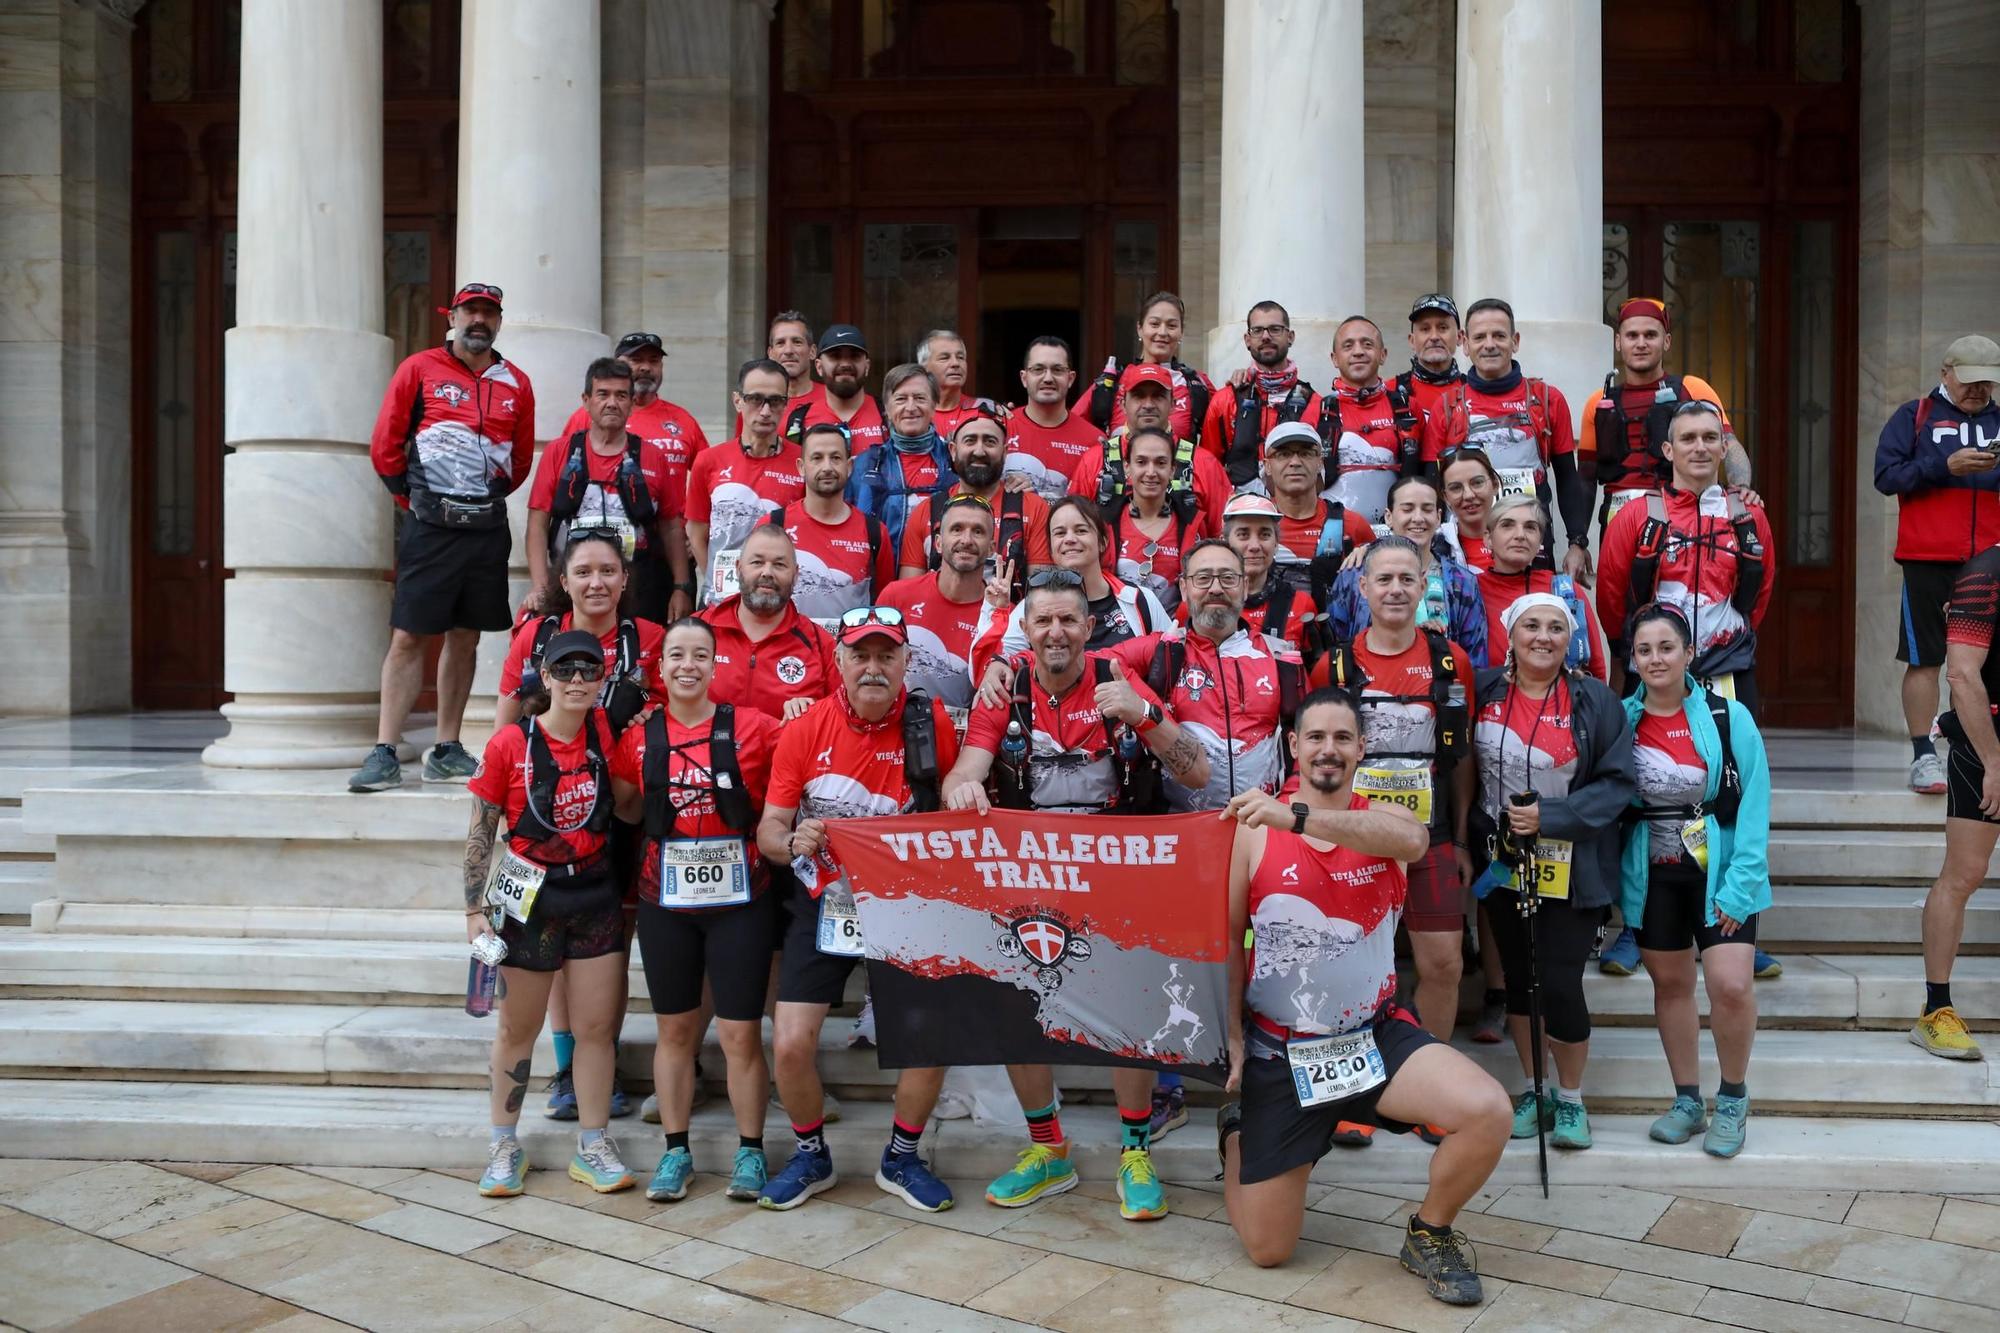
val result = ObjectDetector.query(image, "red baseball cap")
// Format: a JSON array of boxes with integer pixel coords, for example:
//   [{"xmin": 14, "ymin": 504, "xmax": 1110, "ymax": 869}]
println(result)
[
  {"xmin": 441, "ymin": 282, "xmax": 504, "ymax": 314},
  {"xmin": 1120, "ymin": 363, "xmax": 1173, "ymax": 393},
  {"xmin": 834, "ymin": 606, "xmax": 908, "ymax": 647}
]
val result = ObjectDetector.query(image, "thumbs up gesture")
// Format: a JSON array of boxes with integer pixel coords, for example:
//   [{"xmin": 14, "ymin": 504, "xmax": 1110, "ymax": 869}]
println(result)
[{"xmin": 1093, "ymin": 655, "xmax": 1146, "ymax": 726}]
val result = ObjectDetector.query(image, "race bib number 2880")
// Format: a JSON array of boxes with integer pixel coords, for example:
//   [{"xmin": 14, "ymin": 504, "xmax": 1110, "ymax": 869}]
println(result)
[{"xmin": 1287, "ymin": 1030, "xmax": 1387, "ymax": 1108}]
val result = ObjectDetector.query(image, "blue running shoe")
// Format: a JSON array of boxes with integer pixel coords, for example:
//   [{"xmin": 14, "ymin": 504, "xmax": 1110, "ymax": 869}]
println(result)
[
  {"xmin": 478, "ymin": 1136, "xmax": 526, "ymax": 1197},
  {"xmin": 1648, "ymin": 1095, "xmax": 1707, "ymax": 1144},
  {"xmin": 1704, "ymin": 1094, "xmax": 1749, "ymax": 1158},
  {"xmin": 726, "ymin": 1146, "xmax": 767, "ymax": 1201},
  {"xmin": 1753, "ymin": 949, "xmax": 1782, "ymax": 980},
  {"xmin": 545, "ymin": 1067, "xmax": 578, "ymax": 1120},
  {"xmin": 876, "ymin": 1148, "xmax": 954, "ymax": 1213},
  {"xmin": 646, "ymin": 1146, "xmax": 693, "ymax": 1201},
  {"xmin": 1598, "ymin": 927, "xmax": 1641, "ymax": 976},
  {"xmin": 759, "ymin": 1147, "xmax": 835, "ymax": 1211}
]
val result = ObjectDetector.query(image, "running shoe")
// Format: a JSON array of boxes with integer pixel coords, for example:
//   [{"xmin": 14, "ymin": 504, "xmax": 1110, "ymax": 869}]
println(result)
[
  {"xmin": 1598, "ymin": 927, "xmax": 1641, "ymax": 976},
  {"xmin": 1414, "ymin": 1123, "xmax": 1446, "ymax": 1146},
  {"xmin": 1399, "ymin": 1223, "xmax": 1483, "ymax": 1306},
  {"xmin": 1511, "ymin": 1090, "xmax": 1553, "ymax": 1140},
  {"xmin": 876, "ymin": 1148, "xmax": 954, "ymax": 1213},
  {"xmin": 545, "ymin": 1067, "xmax": 578, "ymax": 1120},
  {"xmin": 347, "ymin": 744, "xmax": 402, "ymax": 793},
  {"xmin": 1648, "ymin": 1094, "xmax": 1708, "ymax": 1144},
  {"xmin": 478, "ymin": 1136, "xmax": 526, "ymax": 1197},
  {"xmin": 1470, "ymin": 995, "xmax": 1507, "ymax": 1044},
  {"xmin": 725, "ymin": 1146, "xmax": 767, "ymax": 1201},
  {"xmin": 1753, "ymin": 949, "xmax": 1783, "ymax": 980},
  {"xmin": 759, "ymin": 1147, "xmax": 836, "ymax": 1211},
  {"xmin": 1551, "ymin": 1097, "xmax": 1592, "ymax": 1150},
  {"xmin": 849, "ymin": 995, "xmax": 876, "ymax": 1048},
  {"xmin": 1704, "ymin": 1094, "xmax": 1749, "ymax": 1159},
  {"xmin": 1910, "ymin": 753, "xmax": 1947, "ymax": 795},
  {"xmin": 569, "ymin": 1135, "xmax": 637, "ymax": 1193},
  {"xmin": 1911, "ymin": 1005, "xmax": 1984, "ymax": 1060},
  {"xmin": 646, "ymin": 1145, "xmax": 693, "ymax": 1201},
  {"xmin": 422, "ymin": 740, "xmax": 479, "ymax": 783},
  {"xmin": 1116, "ymin": 1147, "xmax": 1167, "ymax": 1221},
  {"xmin": 1150, "ymin": 1083, "xmax": 1188, "ymax": 1139},
  {"xmin": 984, "ymin": 1143, "xmax": 1077, "ymax": 1208},
  {"xmin": 1331, "ymin": 1121, "xmax": 1375, "ymax": 1147}
]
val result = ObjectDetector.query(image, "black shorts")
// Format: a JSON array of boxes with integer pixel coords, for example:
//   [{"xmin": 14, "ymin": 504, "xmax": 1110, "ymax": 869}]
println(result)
[
  {"xmin": 777, "ymin": 881, "xmax": 862, "ymax": 1007},
  {"xmin": 1635, "ymin": 859, "xmax": 1759, "ymax": 953},
  {"xmin": 636, "ymin": 892, "xmax": 781, "ymax": 1019},
  {"xmin": 1897, "ymin": 560, "xmax": 1958, "ymax": 668},
  {"xmin": 1236, "ymin": 1011, "xmax": 1436, "ymax": 1186},
  {"xmin": 391, "ymin": 516, "xmax": 513, "ymax": 635},
  {"xmin": 1944, "ymin": 715, "xmax": 2000, "ymax": 824},
  {"xmin": 497, "ymin": 865, "xmax": 626, "ymax": 973}
]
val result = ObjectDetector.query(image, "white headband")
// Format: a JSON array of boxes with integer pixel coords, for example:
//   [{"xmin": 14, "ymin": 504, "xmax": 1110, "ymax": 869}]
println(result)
[{"xmin": 1501, "ymin": 591, "xmax": 1575, "ymax": 636}]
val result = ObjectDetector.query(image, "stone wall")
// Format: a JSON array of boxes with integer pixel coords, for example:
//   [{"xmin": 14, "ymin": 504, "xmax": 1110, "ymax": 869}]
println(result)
[
  {"xmin": 1854, "ymin": 0, "xmax": 2000, "ymax": 733},
  {"xmin": 0, "ymin": 0, "xmax": 134, "ymax": 716}
]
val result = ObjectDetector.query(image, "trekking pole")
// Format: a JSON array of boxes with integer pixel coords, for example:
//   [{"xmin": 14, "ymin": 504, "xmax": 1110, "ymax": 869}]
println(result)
[{"xmin": 1508, "ymin": 791, "xmax": 1550, "ymax": 1199}]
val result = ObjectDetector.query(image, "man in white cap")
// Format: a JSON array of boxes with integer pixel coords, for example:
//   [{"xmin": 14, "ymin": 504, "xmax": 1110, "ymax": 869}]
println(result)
[{"xmin": 1873, "ymin": 334, "xmax": 2000, "ymax": 794}]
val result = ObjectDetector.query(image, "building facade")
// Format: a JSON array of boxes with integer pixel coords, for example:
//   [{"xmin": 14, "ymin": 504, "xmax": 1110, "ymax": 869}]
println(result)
[{"xmin": 2, "ymin": 0, "xmax": 1995, "ymax": 755}]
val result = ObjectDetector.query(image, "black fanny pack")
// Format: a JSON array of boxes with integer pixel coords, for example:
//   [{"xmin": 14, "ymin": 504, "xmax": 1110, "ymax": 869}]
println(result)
[{"xmin": 412, "ymin": 488, "xmax": 507, "ymax": 530}]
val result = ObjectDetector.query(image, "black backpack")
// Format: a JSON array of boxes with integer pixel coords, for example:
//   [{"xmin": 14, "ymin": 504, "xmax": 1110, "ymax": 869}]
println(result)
[
  {"xmin": 639, "ymin": 704, "xmax": 756, "ymax": 842},
  {"xmin": 902, "ymin": 690, "xmax": 943, "ymax": 813},
  {"xmin": 1085, "ymin": 358, "xmax": 1213, "ymax": 444},
  {"xmin": 512, "ymin": 712, "xmax": 614, "ymax": 845},
  {"xmin": 522, "ymin": 616, "xmax": 648, "ymax": 735}
]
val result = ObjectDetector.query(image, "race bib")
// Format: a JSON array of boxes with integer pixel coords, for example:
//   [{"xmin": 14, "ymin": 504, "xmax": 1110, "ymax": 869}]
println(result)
[
  {"xmin": 1354, "ymin": 760, "xmax": 1434, "ymax": 826},
  {"xmin": 711, "ymin": 548, "xmax": 742, "ymax": 602},
  {"xmin": 1680, "ymin": 818, "xmax": 1710, "ymax": 871},
  {"xmin": 1604, "ymin": 489, "xmax": 1647, "ymax": 527},
  {"xmin": 1698, "ymin": 672, "xmax": 1736, "ymax": 702},
  {"xmin": 1531, "ymin": 838, "xmax": 1574, "ymax": 900},
  {"xmin": 816, "ymin": 888, "xmax": 865, "ymax": 957},
  {"xmin": 1496, "ymin": 467, "xmax": 1538, "ymax": 499},
  {"xmin": 659, "ymin": 836, "xmax": 751, "ymax": 908},
  {"xmin": 486, "ymin": 848, "xmax": 546, "ymax": 924},
  {"xmin": 1288, "ymin": 1029, "xmax": 1387, "ymax": 1108},
  {"xmin": 944, "ymin": 705, "xmax": 971, "ymax": 738}
]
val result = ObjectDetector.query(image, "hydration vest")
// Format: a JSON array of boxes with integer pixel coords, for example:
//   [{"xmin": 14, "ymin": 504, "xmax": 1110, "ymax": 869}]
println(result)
[
  {"xmin": 1322, "ymin": 629, "xmax": 1468, "ymax": 763},
  {"xmin": 784, "ymin": 394, "xmax": 885, "ymax": 446},
  {"xmin": 639, "ymin": 705, "xmax": 756, "ymax": 842},
  {"xmin": 1628, "ymin": 691, "xmax": 1743, "ymax": 828},
  {"xmin": 1439, "ymin": 378, "xmax": 1555, "ymax": 460},
  {"xmin": 1096, "ymin": 431, "xmax": 1203, "ymax": 511},
  {"xmin": 902, "ymin": 690, "xmax": 944, "ymax": 814},
  {"xmin": 1314, "ymin": 381, "xmax": 1424, "ymax": 487},
  {"xmin": 1223, "ymin": 381, "xmax": 1316, "ymax": 487},
  {"xmin": 1106, "ymin": 490, "xmax": 1199, "ymax": 574},
  {"xmin": 548, "ymin": 430, "xmax": 659, "ymax": 537},
  {"xmin": 1085, "ymin": 359, "xmax": 1213, "ymax": 443},
  {"xmin": 521, "ymin": 617, "xmax": 648, "ymax": 735},
  {"xmin": 928, "ymin": 489, "xmax": 1025, "ymax": 576},
  {"xmin": 1592, "ymin": 373, "xmax": 1699, "ymax": 492},
  {"xmin": 1626, "ymin": 490, "xmax": 1766, "ymax": 628},
  {"xmin": 993, "ymin": 660, "xmax": 1162, "ymax": 814},
  {"xmin": 513, "ymin": 712, "xmax": 614, "ymax": 846}
]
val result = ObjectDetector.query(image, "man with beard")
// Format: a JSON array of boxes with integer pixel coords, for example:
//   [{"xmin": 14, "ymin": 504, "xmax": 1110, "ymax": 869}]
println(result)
[
  {"xmin": 1311, "ymin": 316, "xmax": 1427, "ymax": 530},
  {"xmin": 529, "ymin": 355, "xmax": 692, "ymax": 624},
  {"xmin": 756, "ymin": 609, "xmax": 960, "ymax": 1211},
  {"xmin": 687, "ymin": 359, "xmax": 806, "ymax": 606},
  {"xmin": 1004, "ymin": 336, "xmax": 1107, "ymax": 502},
  {"xmin": 785, "ymin": 324, "xmax": 886, "ymax": 454},
  {"xmin": 697, "ymin": 524, "xmax": 837, "ymax": 723},
  {"xmin": 918, "ymin": 328, "xmax": 998, "ymax": 441},
  {"xmin": 1399, "ymin": 294, "xmax": 1466, "ymax": 425},
  {"xmin": 878, "ymin": 496, "xmax": 1000, "ymax": 724},
  {"xmin": 1578, "ymin": 299, "xmax": 1744, "ymax": 536},
  {"xmin": 769, "ymin": 423, "xmax": 894, "ymax": 624},
  {"xmin": 1068, "ymin": 366, "xmax": 1233, "ymax": 531},
  {"xmin": 942, "ymin": 575, "xmax": 1207, "ymax": 1220},
  {"xmin": 1429, "ymin": 299, "xmax": 1591, "ymax": 581},
  {"xmin": 1201, "ymin": 301, "xmax": 1322, "ymax": 488},
  {"xmin": 1217, "ymin": 689, "xmax": 1509, "ymax": 1307},
  {"xmin": 851, "ymin": 364, "xmax": 958, "ymax": 553},
  {"xmin": 896, "ymin": 412, "xmax": 1053, "ymax": 578},
  {"xmin": 1222, "ymin": 492, "xmax": 1319, "ymax": 656},
  {"xmin": 354, "ymin": 282, "xmax": 536, "ymax": 791},
  {"xmin": 554, "ymin": 330, "xmax": 709, "ymax": 506}
]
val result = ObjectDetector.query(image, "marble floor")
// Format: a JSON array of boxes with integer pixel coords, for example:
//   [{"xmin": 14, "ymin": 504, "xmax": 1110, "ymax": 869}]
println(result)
[{"xmin": 0, "ymin": 1156, "xmax": 1994, "ymax": 1332}]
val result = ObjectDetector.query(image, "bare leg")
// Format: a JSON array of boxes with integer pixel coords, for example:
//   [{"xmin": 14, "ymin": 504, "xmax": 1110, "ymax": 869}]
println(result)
[
  {"xmin": 548, "ymin": 972, "xmax": 570, "ymax": 1052},
  {"xmin": 891, "ymin": 1066, "xmax": 947, "ymax": 1127},
  {"xmin": 1222, "ymin": 1148, "xmax": 1315, "ymax": 1268},
  {"xmin": 376, "ymin": 628, "xmax": 431, "ymax": 745},
  {"xmin": 1701, "ymin": 942, "xmax": 1757, "ymax": 1084},
  {"xmin": 1374, "ymin": 1045, "xmax": 1512, "ymax": 1228},
  {"xmin": 562, "ymin": 951, "xmax": 629, "ymax": 1130},
  {"xmin": 655, "ymin": 1010, "xmax": 702, "ymax": 1133},
  {"xmin": 436, "ymin": 627, "xmax": 482, "ymax": 742},
  {"xmin": 1924, "ymin": 820, "xmax": 2000, "ymax": 985},
  {"xmin": 1006, "ymin": 1064, "xmax": 1058, "ymax": 1117},
  {"xmin": 1477, "ymin": 904, "xmax": 1505, "ymax": 991},
  {"xmin": 1904, "ymin": 665, "xmax": 1941, "ymax": 742},
  {"xmin": 489, "ymin": 967, "xmax": 556, "ymax": 1127},
  {"xmin": 716, "ymin": 1018, "xmax": 769, "ymax": 1138},
  {"xmin": 772, "ymin": 1000, "xmax": 831, "ymax": 1126},
  {"xmin": 1549, "ymin": 1037, "xmax": 1589, "ymax": 1091},
  {"xmin": 1642, "ymin": 946, "xmax": 1700, "ymax": 1088},
  {"xmin": 1410, "ymin": 930, "xmax": 1465, "ymax": 1041}
]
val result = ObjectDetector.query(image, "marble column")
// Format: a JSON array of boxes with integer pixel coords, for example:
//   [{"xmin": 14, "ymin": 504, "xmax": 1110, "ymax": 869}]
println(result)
[
  {"xmin": 1205, "ymin": 0, "xmax": 1366, "ymax": 385},
  {"xmin": 203, "ymin": 2, "xmax": 393, "ymax": 767},
  {"xmin": 1451, "ymin": 0, "xmax": 1611, "ymax": 545},
  {"xmin": 455, "ymin": 0, "xmax": 609, "ymax": 750}
]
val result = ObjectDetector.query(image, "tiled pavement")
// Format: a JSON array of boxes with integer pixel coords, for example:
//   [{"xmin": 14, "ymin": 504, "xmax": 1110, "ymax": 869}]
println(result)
[{"xmin": 2, "ymin": 1158, "xmax": 1998, "ymax": 1331}]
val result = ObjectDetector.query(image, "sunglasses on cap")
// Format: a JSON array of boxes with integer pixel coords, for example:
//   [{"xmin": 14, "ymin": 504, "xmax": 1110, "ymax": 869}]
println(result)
[
  {"xmin": 1671, "ymin": 399, "xmax": 1725, "ymax": 419},
  {"xmin": 546, "ymin": 659, "xmax": 606, "ymax": 683},
  {"xmin": 1437, "ymin": 444, "xmax": 1492, "ymax": 467},
  {"xmin": 1028, "ymin": 568, "xmax": 1084, "ymax": 590},
  {"xmin": 455, "ymin": 283, "xmax": 503, "ymax": 302},
  {"xmin": 838, "ymin": 605, "xmax": 906, "ymax": 630}
]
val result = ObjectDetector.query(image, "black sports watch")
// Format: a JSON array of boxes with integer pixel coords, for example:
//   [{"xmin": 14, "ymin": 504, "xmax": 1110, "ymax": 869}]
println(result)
[{"xmin": 1291, "ymin": 802, "xmax": 1310, "ymax": 835}]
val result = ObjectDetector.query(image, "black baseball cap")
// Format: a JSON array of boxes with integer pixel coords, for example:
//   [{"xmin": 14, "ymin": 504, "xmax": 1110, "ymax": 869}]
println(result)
[
  {"xmin": 1409, "ymin": 294, "xmax": 1460, "ymax": 324},
  {"xmin": 542, "ymin": 629, "xmax": 605, "ymax": 667},
  {"xmin": 614, "ymin": 331, "xmax": 664, "ymax": 358},
  {"xmin": 818, "ymin": 324, "xmax": 868, "ymax": 354}
]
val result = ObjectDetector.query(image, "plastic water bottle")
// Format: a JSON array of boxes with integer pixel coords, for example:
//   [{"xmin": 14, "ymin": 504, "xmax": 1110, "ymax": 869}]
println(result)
[
  {"xmin": 1001, "ymin": 719, "xmax": 1027, "ymax": 766},
  {"xmin": 465, "ymin": 956, "xmax": 499, "ymax": 1017}
]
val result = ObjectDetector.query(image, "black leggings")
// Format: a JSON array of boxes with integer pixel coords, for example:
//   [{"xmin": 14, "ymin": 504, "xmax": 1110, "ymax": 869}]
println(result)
[{"xmin": 1482, "ymin": 888, "xmax": 1607, "ymax": 1044}]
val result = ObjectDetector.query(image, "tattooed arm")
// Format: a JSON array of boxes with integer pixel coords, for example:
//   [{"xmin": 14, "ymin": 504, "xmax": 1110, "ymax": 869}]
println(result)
[
  {"xmin": 465, "ymin": 797, "xmax": 502, "ymax": 943},
  {"xmin": 1141, "ymin": 717, "xmax": 1211, "ymax": 791}
]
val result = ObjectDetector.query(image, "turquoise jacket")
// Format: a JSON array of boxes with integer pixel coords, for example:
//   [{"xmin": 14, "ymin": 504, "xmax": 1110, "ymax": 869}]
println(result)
[{"xmin": 1618, "ymin": 677, "xmax": 1772, "ymax": 931}]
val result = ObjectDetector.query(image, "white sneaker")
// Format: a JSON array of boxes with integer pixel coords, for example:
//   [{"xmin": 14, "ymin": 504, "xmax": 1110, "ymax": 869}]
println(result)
[{"xmin": 1911, "ymin": 753, "xmax": 1947, "ymax": 795}]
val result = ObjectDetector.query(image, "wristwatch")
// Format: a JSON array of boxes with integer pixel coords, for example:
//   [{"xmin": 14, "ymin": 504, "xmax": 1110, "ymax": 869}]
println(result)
[
  {"xmin": 1291, "ymin": 802, "xmax": 1311, "ymax": 834},
  {"xmin": 673, "ymin": 579, "xmax": 696, "ymax": 595}
]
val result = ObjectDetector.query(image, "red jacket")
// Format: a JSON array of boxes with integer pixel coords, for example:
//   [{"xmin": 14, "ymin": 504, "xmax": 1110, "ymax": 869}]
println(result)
[
  {"xmin": 697, "ymin": 596, "xmax": 839, "ymax": 721},
  {"xmin": 1872, "ymin": 391, "xmax": 2000, "ymax": 563},
  {"xmin": 369, "ymin": 346, "xmax": 536, "ymax": 505},
  {"xmin": 1597, "ymin": 484, "xmax": 1775, "ymax": 676}
]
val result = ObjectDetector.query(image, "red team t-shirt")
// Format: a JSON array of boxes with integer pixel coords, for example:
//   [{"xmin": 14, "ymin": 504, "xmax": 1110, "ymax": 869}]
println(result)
[
  {"xmin": 497, "ymin": 613, "xmax": 667, "ymax": 712},
  {"xmin": 963, "ymin": 653, "xmax": 1164, "ymax": 812},
  {"xmin": 896, "ymin": 488, "xmax": 1055, "ymax": 572},
  {"xmin": 1633, "ymin": 707, "xmax": 1707, "ymax": 865},
  {"xmin": 1474, "ymin": 679, "xmax": 1582, "ymax": 817},
  {"xmin": 1003, "ymin": 410, "xmax": 1105, "ymax": 502},
  {"xmin": 608, "ymin": 708, "xmax": 781, "ymax": 905},
  {"xmin": 556, "ymin": 397, "xmax": 709, "ymax": 497},
  {"xmin": 877, "ymin": 573, "xmax": 985, "ymax": 715},
  {"xmin": 527, "ymin": 433, "xmax": 683, "ymax": 551},
  {"xmin": 1277, "ymin": 503, "xmax": 1378, "ymax": 563},
  {"xmin": 470, "ymin": 712, "xmax": 618, "ymax": 866},
  {"xmin": 767, "ymin": 692, "xmax": 962, "ymax": 823},
  {"xmin": 773, "ymin": 502, "xmax": 898, "ymax": 622},
  {"xmin": 788, "ymin": 388, "xmax": 887, "ymax": 454}
]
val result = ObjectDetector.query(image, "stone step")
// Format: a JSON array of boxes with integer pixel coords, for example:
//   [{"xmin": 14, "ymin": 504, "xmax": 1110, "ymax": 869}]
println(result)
[
  {"xmin": 1769, "ymin": 787, "xmax": 1942, "ymax": 829},
  {"xmin": 1760, "ymin": 884, "xmax": 2000, "ymax": 950},
  {"xmin": 0, "ymin": 861, "xmax": 51, "ymax": 917},
  {"xmin": 1767, "ymin": 829, "xmax": 1959, "ymax": 884},
  {"xmin": 2, "ymin": 999, "xmax": 1992, "ymax": 1113},
  {"xmin": 27, "ymin": 901, "xmax": 464, "ymax": 940},
  {"xmin": 0, "ymin": 807, "xmax": 53, "ymax": 859},
  {"xmin": 2, "ymin": 1078, "xmax": 1997, "ymax": 1192}
]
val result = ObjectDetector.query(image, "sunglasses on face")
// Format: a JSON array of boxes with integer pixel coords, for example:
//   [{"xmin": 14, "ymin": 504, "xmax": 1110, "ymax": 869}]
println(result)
[
  {"xmin": 546, "ymin": 659, "xmax": 605, "ymax": 683},
  {"xmin": 738, "ymin": 392, "xmax": 788, "ymax": 412}
]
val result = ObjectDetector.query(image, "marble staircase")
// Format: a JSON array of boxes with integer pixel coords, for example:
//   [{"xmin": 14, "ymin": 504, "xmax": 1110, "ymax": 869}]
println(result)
[{"xmin": 1, "ymin": 721, "xmax": 1997, "ymax": 1187}]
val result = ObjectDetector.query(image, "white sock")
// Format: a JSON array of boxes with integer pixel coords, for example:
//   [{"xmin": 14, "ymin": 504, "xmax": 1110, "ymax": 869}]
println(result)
[{"xmin": 1555, "ymin": 1085, "xmax": 1583, "ymax": 1105}]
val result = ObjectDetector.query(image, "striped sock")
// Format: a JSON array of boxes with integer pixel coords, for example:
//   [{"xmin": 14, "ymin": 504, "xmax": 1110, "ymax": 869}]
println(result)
[
  {"xmin": 1120, "ymin": 1106, "xmax": 1152, "ymax": 1151},
  {"xmin": 791, "ymin": 1119, "xmax": 826, "ymax": 1157},
  {"xmin": 887, "ymin": 1116, "xmax": 924, "ymax": 1158},
  {"xmin": 1025, "ymin": 1101, "xmax": 1063, "ymax": 1146}
]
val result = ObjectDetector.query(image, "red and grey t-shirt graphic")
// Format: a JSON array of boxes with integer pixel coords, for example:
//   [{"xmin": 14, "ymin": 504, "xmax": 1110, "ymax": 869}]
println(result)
[{"xmin": 1246, "ymin": 824, "xmax": 1406, "ymax": 1045}]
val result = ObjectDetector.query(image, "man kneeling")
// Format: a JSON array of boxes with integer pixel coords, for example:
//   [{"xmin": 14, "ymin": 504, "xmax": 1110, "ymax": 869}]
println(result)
[{"xmin": 1217, "ymin": 688, "xmax": 1512, "ymax": 1305}]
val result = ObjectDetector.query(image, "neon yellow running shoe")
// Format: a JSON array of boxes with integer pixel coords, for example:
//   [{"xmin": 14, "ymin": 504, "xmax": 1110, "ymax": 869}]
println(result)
[
  {"xmin": 984, "ymin": 1142, "xmax": 1078, "ymax": 1208},
  {"xmin": 1911, "ymin": 1005, "xmax": 1983, "ymax": 1060}
]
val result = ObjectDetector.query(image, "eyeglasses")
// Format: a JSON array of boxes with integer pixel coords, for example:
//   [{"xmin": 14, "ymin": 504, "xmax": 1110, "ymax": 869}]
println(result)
[
  {"xmin": 738, "ymin": 392, "xmax": 788, "ymax": 412},
  {"xmin": 838, "ymin": 605, "xmax": 905, "ymax": 630},
  {"xmin": 1184, "ymin": 570, "xmax": 1244, "ymax": 590},
  {"xmin": 1024, "ymin": 363, "xmax": 1071, "ymax": 378},
  {"xmin": 1028, "ymin": 568, "xmax": 1084, "ymax": 590},
  {"xmin": 546, "ymin": 659, "xmax": 605, "ymax": 683},
  {"xmin": 1247, "ymin": 324, "xmax": 1291, "ymax": 338}
]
